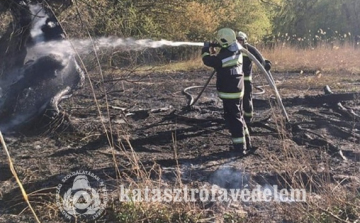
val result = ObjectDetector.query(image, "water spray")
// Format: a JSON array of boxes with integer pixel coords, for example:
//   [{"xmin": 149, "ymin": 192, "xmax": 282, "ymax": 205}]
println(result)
[{"xmin": 30, "ymin": 38, "xmax": 204, "ymax": 57}]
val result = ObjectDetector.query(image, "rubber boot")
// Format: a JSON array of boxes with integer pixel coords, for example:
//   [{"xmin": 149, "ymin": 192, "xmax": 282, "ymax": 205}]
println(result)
[
  {"xmin": 243, "ymin": 134, "xmax": 252, "ymax": 155},
  {"xmin": 232, "ymin": 143, "xmax": 246, "ymax": 156},
  {"xmin": 245, "ymin": 135, "xmax": 258, "ymax": 154}
]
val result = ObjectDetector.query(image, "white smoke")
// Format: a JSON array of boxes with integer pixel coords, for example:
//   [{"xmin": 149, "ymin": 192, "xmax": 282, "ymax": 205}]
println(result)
[
  {"xmin": 1, "ymin": 3, "xmax": 205, "ymax": 132},
  {"xmin": 3, "ymin": 3, "xmax": 204, "ymax": 88},
  {"xmin": 209, "ymin": 166, "xmax": 249, "ymax": 189},
  {"xmin": 29, "ymin": 4, "xmax": 48, "ymax": 43}
]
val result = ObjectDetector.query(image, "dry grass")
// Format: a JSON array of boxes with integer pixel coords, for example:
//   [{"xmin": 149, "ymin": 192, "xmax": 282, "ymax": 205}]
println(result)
[
  {"xmin": 260, "ymin": 43, "xmax": 360, "ymax": 75},
  {"xmin": 4, "ymin": 43, "xmax": 359, "ymax": 222},
  {"xmin": 1, "ymin": 3, "xmax": 359, "ymax": 221},
  {"xmin": 266, "ymin": 111, "xmax": 360, "ymax": 223},
  {"xmin": 95, "ymin": 45, "xmax": 360, "ymax": 222},
  {"xmin": 148, "ymin": 42, "xmax": 360, "ymax": 76},
  {"xmin": 147, "ymin": 43, "xmax": 360, "ymax": 98}
]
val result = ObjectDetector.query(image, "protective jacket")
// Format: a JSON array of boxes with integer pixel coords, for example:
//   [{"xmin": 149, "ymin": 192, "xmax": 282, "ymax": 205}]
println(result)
[{"xmin": 201, "ymin": 45, "xmax": 244, "ymax": 99}]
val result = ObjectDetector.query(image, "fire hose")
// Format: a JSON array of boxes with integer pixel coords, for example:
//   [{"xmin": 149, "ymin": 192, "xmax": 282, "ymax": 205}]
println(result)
[
  {"xmin": 241, "ymin": 48, "xmax": 290, "ymax": 122},
  {"xmin": 183, "ymin": 48, "xmax": 290, "ymax": 122},
  {"xmin": 182, "ymin": 74, "xmax": 266, "ymax": 107},
  {"xmin": 183, "ymin": 70, "xmax": 216, "ymax": 106}
]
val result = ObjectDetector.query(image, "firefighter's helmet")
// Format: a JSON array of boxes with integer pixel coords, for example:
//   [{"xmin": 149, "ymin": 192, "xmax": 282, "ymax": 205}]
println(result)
[
  {"xmin": 236, "ymin": 31, "xmax": 248, "ymax": 43},
  {"xmin": 215, "ymin": 28, "xmax": 237, "ymax": 48}
]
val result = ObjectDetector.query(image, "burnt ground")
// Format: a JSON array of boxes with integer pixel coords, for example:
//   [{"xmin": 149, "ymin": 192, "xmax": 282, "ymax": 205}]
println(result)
[{"xmin": 0, "ymin": 69, "xmax": 359, "ymax": 222}]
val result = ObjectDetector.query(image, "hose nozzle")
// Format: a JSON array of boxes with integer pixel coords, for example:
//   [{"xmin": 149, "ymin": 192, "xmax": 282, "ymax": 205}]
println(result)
[{"xmin": 204, "ymin": 42, "xmax": 220, "ymax": 48}]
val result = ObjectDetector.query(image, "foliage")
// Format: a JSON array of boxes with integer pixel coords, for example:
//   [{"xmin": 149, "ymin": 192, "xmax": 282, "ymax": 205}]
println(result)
[
  {"xmin": 52, "ymin": 0, "xmax": 272, "ymax": 42},
  {"xmin": 271, "ymin": 0, "xmax": 360, "ymax": 47},
  {"xmin": 1, "ymin": 0, "xmax": 359, "ymax": 52}
]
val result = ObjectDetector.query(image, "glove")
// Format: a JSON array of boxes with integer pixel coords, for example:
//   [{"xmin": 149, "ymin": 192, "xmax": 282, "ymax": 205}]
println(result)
[
  {"xmin": 209, "ymin": 47, "xmax": 217, "ymax": 54},
  {"xmin": 264, "ymin": 59, "xmax": 271, "ymax": 71},
  {"xmin": 201, "ymin": 46, "xmax": 210, "ymax": 55}
]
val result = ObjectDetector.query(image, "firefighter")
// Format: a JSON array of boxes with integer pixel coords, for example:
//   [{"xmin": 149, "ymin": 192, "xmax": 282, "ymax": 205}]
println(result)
[
  {"xmin": 201, "ymin": 28, "xmax": 251, "ymax": 154},
  {"xmin": 236, "ymin": 31, "xmax": 272, "ymax": 126}
]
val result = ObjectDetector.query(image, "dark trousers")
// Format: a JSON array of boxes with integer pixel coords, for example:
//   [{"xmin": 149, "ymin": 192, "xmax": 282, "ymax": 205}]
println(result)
[
  {"xmin": 222, "ymin": 98, "xmax": 250, "ymax": 148},
  {"xmin": 243, "ymin": 78, "xmax": 253, "ymax": 123}
]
